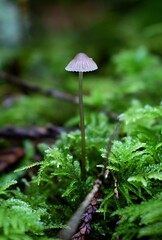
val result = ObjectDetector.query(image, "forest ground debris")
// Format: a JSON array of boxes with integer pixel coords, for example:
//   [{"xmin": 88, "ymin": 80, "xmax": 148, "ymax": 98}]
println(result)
[
  {"xmin": 0, "ymin": 70, "xmax": 118, "ymax": 120},
  {"xmin": 59, "ymin": 179, "xmax": 102, "ymax": 240},
  {"xmin": 0, "ymin": 124, "xmax": 65, "ymax": 139},
  {"xmin": 59, "ymin": 124, "xmax": 120, "ymax": 239},
  {"xmin": 0, "ymin": 70, "xmax": 78, "ymax": 103}
]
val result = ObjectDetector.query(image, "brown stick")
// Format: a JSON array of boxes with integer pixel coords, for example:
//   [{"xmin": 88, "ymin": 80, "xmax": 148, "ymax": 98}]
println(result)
[
  {"xmin": 0, "ymin": 71, "xmax": 78, "ymax": 104},
  {"xmin": 0, "ymin": 124, "xmax": 65, "ymax": 139},
  {"xmin": 0, "ymin": 71, "xmax": 119, "ymax": 120},
  {"xmin": 59, "ymin": 179, "xmax": 102, "ymax": 240}
]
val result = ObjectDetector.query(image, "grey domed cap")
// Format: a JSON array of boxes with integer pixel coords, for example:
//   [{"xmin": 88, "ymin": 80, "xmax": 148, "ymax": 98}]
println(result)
[{"xmin": 65, "ymin": 53, "xmax": 98, "ymax": 72}]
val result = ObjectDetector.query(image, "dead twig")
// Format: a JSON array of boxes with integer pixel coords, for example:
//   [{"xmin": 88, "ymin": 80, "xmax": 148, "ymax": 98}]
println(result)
[
  {"xmin": 0, "ymin": 124, "xmax": 65, "ymax": 139},
  {"xmin": 72, "ymin": 191, "xmax": 101, "ymax": 240},
  {"xmin": 113, "ymin": 175, "xmax": 119, "ymax": 199},
  {"xmin": 0, "ymin": 71, "xmax": 119, "ymax": 121},
  {"xmin": 59, "ymin": 179, "xmax": 102, "ymax": 240},
  {"xmin": 101, "ymin": 123, "xmax": 121, "ymax": 178},
  {"xmin": 0, "ymin": 71, "xmax": 78, "ymax": 104},
  {"xmin": 0, "ymin": 147, "xmax": 24, "ymax": 172}
]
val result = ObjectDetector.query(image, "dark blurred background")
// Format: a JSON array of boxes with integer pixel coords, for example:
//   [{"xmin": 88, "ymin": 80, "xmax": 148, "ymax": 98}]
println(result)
[
  {"xmin": 1, "ymin": 0, "xmax": 162, "ymax": 75},
  {"xmin": 0, "ymin": 0, "xmax": 162, "ymax": 125}
]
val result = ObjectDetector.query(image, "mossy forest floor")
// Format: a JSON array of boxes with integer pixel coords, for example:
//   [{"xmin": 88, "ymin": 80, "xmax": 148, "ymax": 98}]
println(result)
[{"xmin": 0, "ymin": 1, "xmax": 162, "ymax": 239}]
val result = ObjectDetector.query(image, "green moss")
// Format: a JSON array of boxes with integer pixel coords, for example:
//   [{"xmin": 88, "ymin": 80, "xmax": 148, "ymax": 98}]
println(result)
[{"xmin": 1, "ymin": 48, "xmax": 162, "ymax": 239}]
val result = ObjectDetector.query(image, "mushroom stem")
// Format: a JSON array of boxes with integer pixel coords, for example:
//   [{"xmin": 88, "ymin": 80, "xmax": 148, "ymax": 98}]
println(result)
[
  {"xmin": 78, "ymin": 71, "xmax": 86, "ymax": 180},
  {"xmin": 65, "ymin": 53, "xmax": 98, "ymax": 180}
]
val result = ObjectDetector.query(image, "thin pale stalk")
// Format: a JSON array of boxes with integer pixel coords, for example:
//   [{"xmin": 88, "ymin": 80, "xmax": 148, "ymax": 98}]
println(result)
[{"xmin": 78, "ymin": 72, "xmax": 86, "ymax": 180}]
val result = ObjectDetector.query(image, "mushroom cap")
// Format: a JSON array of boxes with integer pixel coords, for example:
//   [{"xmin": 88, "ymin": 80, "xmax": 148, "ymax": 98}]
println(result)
[{"xmin": 65, "ymin": 53, "xmax": 98, "ymax": 72}]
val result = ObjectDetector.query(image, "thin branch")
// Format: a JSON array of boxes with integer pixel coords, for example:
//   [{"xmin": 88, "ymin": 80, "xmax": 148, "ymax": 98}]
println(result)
[
  {"xmin": 59, "ymin": 179, "xmax": 102, "ymax": 240},
  {"xmin": 0, "ymin": 71, "xmax": 119, "ymax": 121},
  {"xmin": 101, "ymin": 108, "xmax": 119, "ymax": 121},
  {"xmin": 0, "ymin": 71, "xmax": 78, "ymax": 104},
  {"xmin": 100, "ymin": 123, "xmax": 121, "ymax": 178},
  {"xmin": 72, "ymin": 191, "xmax": 101, "ymax": 240},
  {"xmin": 0, "ymin": 124, "xmax": 65, "ymax": 139}
]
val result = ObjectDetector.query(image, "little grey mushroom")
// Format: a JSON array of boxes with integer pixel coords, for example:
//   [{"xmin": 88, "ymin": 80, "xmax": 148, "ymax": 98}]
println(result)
[
  {"xmin": 65, "ymin": 53, "xmax": 98, "ymax": 72},
  {"xmin": 65, "ymin": 53, "xmax": 98, "ymax": 180}
]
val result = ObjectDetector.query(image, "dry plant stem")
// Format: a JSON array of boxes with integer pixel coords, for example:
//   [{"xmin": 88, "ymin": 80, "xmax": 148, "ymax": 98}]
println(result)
[
  {"xmin": 0, "ymin": 71, "xmax": 78, "ymax": 104},
  {"xmin": 113, "ymin": 174, "xmax": 119, "ymax": 199},
  {"xmin": 0, "ymin": 71, "xmax": 119, "ymax": 120},
  {"xmin": 59, "ymin": 179, "xmax": 102, "ymax": 240},
  {"xmin": 0, "ymin": 124, "xmax": 65, "ymax": 139},
  {"xmin": 101, "ymin": 123, "xmax": 121, "ymax": 178},
  {"xmin": 78, "ymin": 72, "xmax": 86, "ymax": 180}
]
